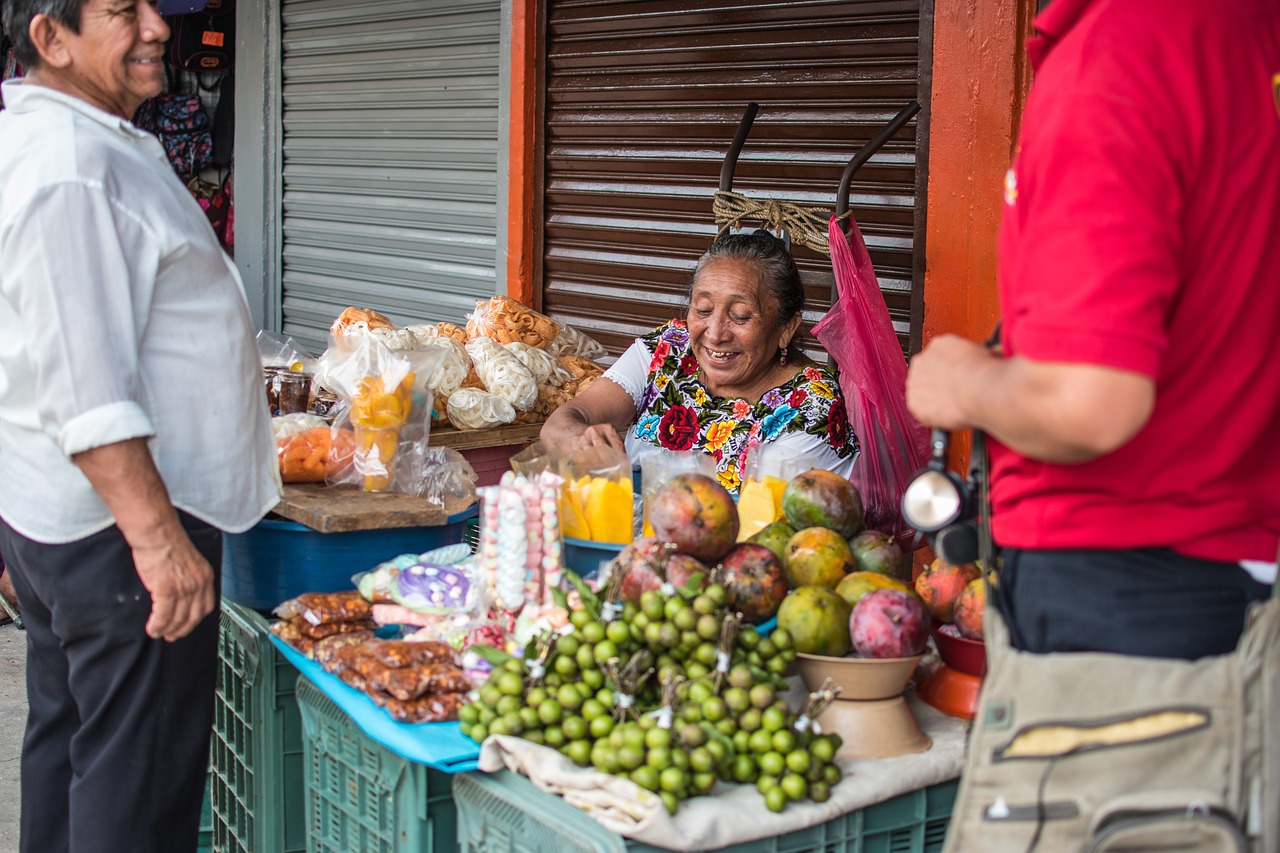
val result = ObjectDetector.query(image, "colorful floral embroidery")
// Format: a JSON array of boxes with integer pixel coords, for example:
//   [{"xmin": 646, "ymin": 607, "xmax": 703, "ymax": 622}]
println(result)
[{"xmin": 630, "ymin": 320, "xmax": 857, "ymax": 491}]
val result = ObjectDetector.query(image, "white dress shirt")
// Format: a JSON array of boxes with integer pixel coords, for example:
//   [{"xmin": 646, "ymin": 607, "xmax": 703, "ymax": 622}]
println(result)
[{"xmin": 0, "ymin": 80, "xmax": 279, "ymax": 544}]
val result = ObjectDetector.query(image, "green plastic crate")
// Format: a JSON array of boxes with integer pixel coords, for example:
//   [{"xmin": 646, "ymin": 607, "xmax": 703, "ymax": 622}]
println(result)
[
  {"xmin": 453, "ymin": 769, "xmax": 958, "ymax": 853},
  {"xmin": 197, "ymin": 774, "xmax": 213, "ymax": 853},
  {"xmin": 296, "ymin": 677, "xmax": 458, "ymax": 853},
  {"xmin": 210, "ymin": 600, "xmax": 307, "ymax": 852}
]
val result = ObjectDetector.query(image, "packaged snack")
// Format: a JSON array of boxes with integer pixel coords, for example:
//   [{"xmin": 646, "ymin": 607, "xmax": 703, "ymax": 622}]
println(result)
[
  {"xmin": 559, "ymin": 354, "xmax": 605, "ymax": 389},
  {"xmin": 446, "ymin": 388, "xmax": 516, "ymax": 431},
  {"xmin": 277, "ymin": 426, "xmax": 355, "ymax": 483},
  {"xmin": 370, "ymin": 640, "xmax": 456, "ymax": 669},
  {"xmin": 369, "ymin": 663, "xmax": 472, "ymax": 702},
  {"xmin": 368, "ymin": 326, "xmax": 420, "ymax": 351},
  {"xmin": 465, "ymin": 337, "xmax": 538, "ymax": 413},
  {"xmin": 377, "ymin": 691, "xmax": 466, "ymax": 723},
  {"xmin": 465, "ymin": 296, "xmax": 560, "ymax": 350},
  {"xmin": 274, "ymin": 590, "xmax": 373, "ymax": 625},
  {"xmin": 296, "ymin": 618, "xmax": 377, "ymax": 641},
  {"xmin": 309, "ymin": 631, "xmax": 376, "ymax": 664},
  {"xmin": 331, "ymin": 306, "xmax": 394, "ymax": 335},
  {"xmin": 436, "ymin": 321, "xmax": 468, "ymax": 344},
  {"xmin": 550, "ymin": 322, "xmax": 608, "ymax": 360},
  {"xmin": 505, "ymin": 341, "xmax": 571, "ymax": 388}
]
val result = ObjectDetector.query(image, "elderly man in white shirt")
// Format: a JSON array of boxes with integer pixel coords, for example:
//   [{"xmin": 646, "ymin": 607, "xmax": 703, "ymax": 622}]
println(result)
[{"xmin": 0, "ymin": 1, "xmax": 278, "ymax": 851}]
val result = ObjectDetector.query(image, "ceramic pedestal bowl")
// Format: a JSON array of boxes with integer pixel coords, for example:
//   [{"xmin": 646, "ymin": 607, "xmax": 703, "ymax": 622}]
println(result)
[
  {"xmin": 794, "ymin": 652, "xmax": 932, "ymax": 760},
  {"xmin": 917, "ymin": 625, "xmax": 986, "ymax": 720}
]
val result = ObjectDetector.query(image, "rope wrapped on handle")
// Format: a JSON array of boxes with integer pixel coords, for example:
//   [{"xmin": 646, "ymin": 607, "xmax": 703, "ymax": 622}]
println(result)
[{"xmin": 713, "ymin": 190, "xmax": 847, "ymax": 256}]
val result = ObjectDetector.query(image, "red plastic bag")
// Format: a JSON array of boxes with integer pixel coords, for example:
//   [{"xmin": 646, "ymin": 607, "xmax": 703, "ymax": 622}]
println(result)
[{"xmin": 813, "ymin": 214, "xmax": 930, "ymax": 545}]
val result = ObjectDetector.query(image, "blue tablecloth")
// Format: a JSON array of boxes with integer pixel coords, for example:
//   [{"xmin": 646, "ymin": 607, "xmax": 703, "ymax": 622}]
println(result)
[{"xmin": 272, "ymin": 635, "xmax": 481, "ymax": 773}]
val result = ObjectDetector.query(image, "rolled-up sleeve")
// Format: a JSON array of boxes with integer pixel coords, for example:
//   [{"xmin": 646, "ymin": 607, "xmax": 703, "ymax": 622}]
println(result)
[{"xmin": 2, "ymin": 181, "xmax": 160, "ymax": 456}]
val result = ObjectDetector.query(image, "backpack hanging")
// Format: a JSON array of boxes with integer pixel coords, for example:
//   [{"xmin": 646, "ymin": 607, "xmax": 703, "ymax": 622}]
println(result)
[
  {"xmin": 166, "ymin": 0, "xmax": 235, "ymax": 72},
  {"xmin": 133, "ymin": 92, "xmax": 214, "ymax": 177}
]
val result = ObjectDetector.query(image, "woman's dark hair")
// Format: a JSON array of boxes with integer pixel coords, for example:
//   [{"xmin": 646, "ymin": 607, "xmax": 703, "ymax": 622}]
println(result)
[
  {"xmin": 689, "ymin": 229, "xmax": 805, "ymax": 351},
  {"xmin": 2, "ymin": 0, "xmax": 89, "ymax": 70}
]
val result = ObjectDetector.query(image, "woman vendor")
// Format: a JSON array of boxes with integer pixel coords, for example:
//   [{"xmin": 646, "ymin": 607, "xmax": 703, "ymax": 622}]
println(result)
[{"xmin": 541, "ymin": 230, "xmax": 858, "ymax": 493}]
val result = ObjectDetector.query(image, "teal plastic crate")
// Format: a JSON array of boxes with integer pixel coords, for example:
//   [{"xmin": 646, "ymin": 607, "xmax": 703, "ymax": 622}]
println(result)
[
  {"xmin": 197, "ymin": 774, "xmax": 213, "ymax": 852},
  {"xmin": 211, "ymin": 601, "xmax": 307, "ymax": 853},
  {"xmin": 453, "ymin": 769, "xmax": 958, "ymax": 853},
  {"xmin": 296, "ymin": 677, "xmax": 458, "ymax": 853}
]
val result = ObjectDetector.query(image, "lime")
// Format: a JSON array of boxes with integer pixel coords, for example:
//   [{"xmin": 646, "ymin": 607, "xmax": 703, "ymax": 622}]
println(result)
[
  {"xmin": 581, "ymin": 698, "xmax": 606, "ymax": 721},
  {"xmin": 670, "ymin": 748, "xmax": 689, "ymax": 771},
  {"xmin": 723, "ymin": 687, "xmax": 749, "ymax": 713},
  {"xmin": 537, "ymin": 701, "xmax": 563, "ymax": 726},
  {"xmin": 685, "ymin": 662, "xmax": 709, "ymax": 681},
  {"xmin": 673, "ymin": 607, "xmax": 698, "ymax": 632},
  {"xmin": 523, "ymin": 730, "xmax": 545, "ymax": 746},
  {"xmin": 659, "ymin": 791, "xmax": 680, "ymax": 816},
  {"xmin": 593, "ymin": 639, "xmax": 618, "ymax": 664},
  {"xmin": 553, "ymin": 655, "xmax": 578, "ymax": 678},
  {"xmin": 518, "ymin": 707, "xmax": 540, "ymax": 730},
  {"xmin": 575, "ymin": 644, "xmax": 595, "ymax": 670},
  {"xmin": 581, "ymin": 667, "xmax": 605, "ymax": 690},
  {"xmin": 760, "ymin": 706, "xmax": 787, "ymax": 733},
  {"xmin": 557, "ymin": 635, "xmax": 581, "ymax": 657},
  {"xmin": 606, "ymin": 620, "xmax": 631, "ymax": 645},
  {"xmin": 687, "ymin": 680, "xmax": 713, "ymax": 706},
  {"xmin": 565, "ymin": 739, "xmax": 592, "ymax": 767},
  {"xmin": 809, "ymin": 780, "xmax": 831, "ymax": 803},
  {"xmin": 692, "ymin": 594, "xmax": 717, "ymax": 615},
  {"xmin": 581, "ymin": 621, "xmax": 606, "ymax": 645},
  {"xmin": 695, "ymin": 614, "xmax": 721, "ymax": 641},
  {"xmin": 771, "ymin": 729, "xmax": 796, "ymax": 754},
  {"xmin": 705, "ymin": 583, "xmax": 728, "ymax": 607},
  {"xmin": 622, "ymin": 601, "xmax": 639, "ymax": 621},
  {"xmin": 663, "ymin": 597, "xmax": 688, "ymax": 622},
  {"xmin": 589, "ymin": 715, "xmax": 614, "ymax": 739},
  {"xmin": 646, "ymin": 745, "xmax": 672, "ymax": 769},
  {"xmin": 569, "ymin": 609, "xmax": 591, "ymax": 630},
  {"xmin": 562, "ymin": 715, "xmax": 588, "ymax": 741},
  {"xmin": 736, "ymin": 627, "xmax": 760, "ymax": 650},
  {"xmin": 759, "ymin": 750, "xmax": 786, "ymax": 777},
  {"xmin": 739, "ymin": 708, "xmax": 762, "ymax": 733},
  {"xmin": 477, "ymin": 706, "xmax": 496, "ymax": 726},
  {"xmin": 659, "ymin": 766, "xmax": 687, "ymax": 794},
  {"xmin": 732, "ymin": 754, "xmax": 757, "ymax": 784},
  {"xmin": 630, "ymin": 765, "xmax": 660, "ymax": 792},
  {"xmin": 525, "ymin": 687, "xmax": 548, "ymax": 707},
  {"xmin": 495, "ymin": 695, "xmax": 521, "ymax": 716},
  {"xmin": 780, "ymin": 772, "xmax": 807, "ymax": 801},
  {"xmin": 457, "ymin": 704, "xmax": 479, "ymax": 725},
  {"xmin": 770, "ymin": 627, "xmax": 793, "ymax": 650},
  {"xmin": 765, "ymin": 656, "xmax": 789, "ymax": 675},
  {"xmin": 701, "ymin": 697, "xmax": 728, "ymax": 723},
  {"xmin": 478, "ymin": 685, "xmax": 502, "ymax": 707},
  {"xmin": 749, "ymin": 683, "xmax": 775, "ymax": 710},
  {"xmin": 692, "ymin": 771, "xmax": 717, "ymax": 794},
  {"xmin": 469, "ymin": 723, "xmax": 487, "ymax": 742},
  {"xmin": 543, "ymin": 726, "xmax": 566, "ymax": 747},
  {"xmin": 727, "ymin": 664, "xmax": 754, "ymax": 690},
  {"xmin": 764, "ymin": 786, "xmax": 788, "ymax": 813},
  {"xmin": 715, "ymin": 718, "xmax": 737, "ymax": 737},
  {"xmin": 810, "ymin": 735, "xmax": 836, "ymax": 764},
  {"xmin": 488, "ymin": 718, "xmax": 511, "ymax": 737},
  {"xmin": 556, "ymin": 684, "xmax": 583, "ymax": 711},
  {"xmin": 693, "ymin": 642, "xmax": 719, "ymax": 668},
  {"xmin": 704, "ymin": 738, "xmax": 728, "ymax": 766},
  {"xmin": 617, "ymin": 745, "xmax": 644, "ymax": 771},
  {"xmin": 748, "ymin": 729, "xmax": 774, "ymax": 755},
  {"xmin": 622, "ymin": 726, "xmax": 647, "ymax": 751},
  {"xmin": 596, "ymin": 688, "xmax": 615, "ymax": 707},
  {"xmin": 645, "ymin": 727, "xmax": 672, "ymax": 749},
  {"xmin": 824, "ymin": 764, "xmax": 843, "ymax": 786},
  {"xmin": 785, "ymin": 749, "xmax": 812, "ymax": 775},
  {"xmin": 732, "ymin": 730, "xmax": 751, "ymax": 754},
  {"xmin": 757, "ymin": 637, "xmax": 777, "ymax": 659},
  {"xmin": 689, "ymin": 746, "xmax": 715, "ymax": 773}
]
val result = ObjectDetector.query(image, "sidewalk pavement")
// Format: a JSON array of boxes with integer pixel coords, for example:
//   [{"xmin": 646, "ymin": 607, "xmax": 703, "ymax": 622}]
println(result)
[{"xmin": 0, "ymin": 622, "xmax": 24, "ymax": 853}]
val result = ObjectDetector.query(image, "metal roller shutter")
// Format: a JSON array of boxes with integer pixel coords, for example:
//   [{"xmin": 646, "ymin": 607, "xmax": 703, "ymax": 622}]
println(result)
[
  {"xmin": 279, "ymin": 0, "xmax": 503, "ymax": 352},
  {"xmin": 540, "ymin": 0, "xmax": 929, "ymax": 358}
]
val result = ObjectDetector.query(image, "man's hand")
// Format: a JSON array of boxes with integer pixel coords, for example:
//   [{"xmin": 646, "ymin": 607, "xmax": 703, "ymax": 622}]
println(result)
[
  {"xmin": 73, "ymin": 438, "xmax": 215, "ymax": 641},
  {"xmin": 906, "ymin": 335, "xmax": 999, "ymax": 431},
  {"xmin": 130, "ymin": 534, "xmax": 215, "ymax": 642}
]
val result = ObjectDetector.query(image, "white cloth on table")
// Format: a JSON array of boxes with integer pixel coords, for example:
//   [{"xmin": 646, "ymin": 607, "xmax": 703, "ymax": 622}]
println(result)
[
  {"xmin": 478, "ymin": 692, "xmax": 966, "ymax": 852},
  {"xmin": 0, "ymin": 80, "xmax": 279, "ymax": 543}
]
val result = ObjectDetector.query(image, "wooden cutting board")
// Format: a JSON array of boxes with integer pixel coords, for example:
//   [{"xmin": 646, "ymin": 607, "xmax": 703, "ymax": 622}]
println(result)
[{"xmin": 272, "ymin": 484, "xmax": 476, "ymax": 533}]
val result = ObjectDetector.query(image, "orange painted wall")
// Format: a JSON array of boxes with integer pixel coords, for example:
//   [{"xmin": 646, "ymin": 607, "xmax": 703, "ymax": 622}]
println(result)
[
  {"xmin": 506, "ymin": 0, "xmax": 538, "ymax": 307},
  {"xmin": 922, "ymin": 0, "xmax": 1036, "ymax": 468}
]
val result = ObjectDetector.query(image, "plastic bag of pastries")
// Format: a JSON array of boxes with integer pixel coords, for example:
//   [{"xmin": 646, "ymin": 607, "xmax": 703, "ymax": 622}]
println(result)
[
  {"xmin": 445, "ymin": 388, "xmax": 516, "ymax": 430},
  {"xmin": 550, "ymin": 323, "xmax": 608, "ymax": 360},
  {"xmin": 436, "ymin": 321, "xmax": 468, "ymax": 344},
  {"xmin": 374, "ymin": 691, "xmax": 467, "ymax": 723},
  {"xmin": 465, "ymin": 336, "xmax": 538, "ymax": 412},
  {"xmin": 331, "ymin": 306, "xmax": 395, "ymax": 335},
  {"xmin": 465, "ymin": 296, "xmax": 559, "ymax": 350},
  {"xmin": 505, "ymin": 342, "xmax": 571, "ymax": 388},
  {"xmin": 274, "ymin": 590, "xmax": 373, "ymax": 625}
]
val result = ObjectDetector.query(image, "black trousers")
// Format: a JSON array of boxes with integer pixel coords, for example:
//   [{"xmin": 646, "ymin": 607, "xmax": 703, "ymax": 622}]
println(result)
[
  {"xmin": 0, "ymin": 513, "xmax": 221, "ymax": 853},
  {"xmin": 995, "ymin": 547, "xmax": 1273, "ymax": 660}
]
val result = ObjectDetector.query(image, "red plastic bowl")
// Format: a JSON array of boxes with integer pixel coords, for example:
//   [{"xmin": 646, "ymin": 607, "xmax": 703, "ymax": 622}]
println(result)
[{"xmin": 933, "ymin": 624, "xmax": 986, "ymax": 676}]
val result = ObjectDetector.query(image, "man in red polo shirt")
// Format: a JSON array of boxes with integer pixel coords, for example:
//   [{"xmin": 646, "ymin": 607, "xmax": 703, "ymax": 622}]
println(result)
[{"xmin": 907, "ymin": 0, "xmax": 1279, "ymax": 659}]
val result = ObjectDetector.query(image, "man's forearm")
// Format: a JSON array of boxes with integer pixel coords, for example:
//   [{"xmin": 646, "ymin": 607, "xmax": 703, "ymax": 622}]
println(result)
[{"xmin": 73, "ymin": 437, "xmax": 183, "ymax": 548}]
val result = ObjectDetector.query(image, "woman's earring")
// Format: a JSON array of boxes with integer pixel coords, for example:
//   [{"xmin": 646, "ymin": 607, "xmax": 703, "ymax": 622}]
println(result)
[{"xmin": 778, "ymin": 346, "xmax": 788, "ymax": 366}]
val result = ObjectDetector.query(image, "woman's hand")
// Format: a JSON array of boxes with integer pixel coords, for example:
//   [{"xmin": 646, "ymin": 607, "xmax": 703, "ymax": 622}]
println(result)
[{"xmin": 574, "ymin": 423, "xmax": 626, "ymax": 454}]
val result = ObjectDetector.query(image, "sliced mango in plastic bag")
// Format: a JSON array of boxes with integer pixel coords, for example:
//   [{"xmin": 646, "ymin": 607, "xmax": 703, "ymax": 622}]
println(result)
[
  {"xmin": 585, "ymin": 476, "xmax": 633, "ymax": 544},
  {"xmin": 559, "ymin": 478, "xmax": 591, "ymax": 540}
]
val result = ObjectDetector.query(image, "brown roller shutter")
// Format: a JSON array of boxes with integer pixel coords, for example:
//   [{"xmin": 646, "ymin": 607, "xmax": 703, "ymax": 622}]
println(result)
[{"xmin": 539, "ymin": 0, "xmax": 930, "ymax": 359}]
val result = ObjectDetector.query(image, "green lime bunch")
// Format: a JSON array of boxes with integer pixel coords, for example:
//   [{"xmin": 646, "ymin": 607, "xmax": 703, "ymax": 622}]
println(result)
[{"xmin": 458, "ymin": 572, "xmax": 840, "ymax": 814}]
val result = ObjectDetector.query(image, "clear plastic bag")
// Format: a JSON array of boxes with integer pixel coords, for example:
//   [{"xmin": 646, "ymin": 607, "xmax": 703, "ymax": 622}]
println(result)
[
  {"xmin": 465, "ymin": 295, "xmax": 560, "ymax": 349},
  {"xmin": 415, "ymin": 446, "xmax": 478, "ymax": 509},
  {"xmin": 464, "ymin": 336, "xmax": 538, "ymax": 412},
  {"xmin": 813, "ymin": 215, "xmax": 930, "ymax": 544},
  {"xmin": 550, "ymin": 323, "xmax": 608, "ymax": 360},
  {"xmin": 445, "ymin": 387, "xmax": 516, "ymax": 430},
  {"xmin": 737, "ymin": 443, "xmax": 818, "ymax": 539},
  {"xmin": 559, "ymin": 444, "xmax": 633, "ymax": 544},
  {"xmin": 255, "ymin": 329, "xmax": 317, "ymax": 373},
  {"xmin": 505, "ymin": 341, "xmax": 571, "ymax": 387},
  {"xmin": 318, "ymin": 333, "xmax": 445, "ymax": 493}
]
